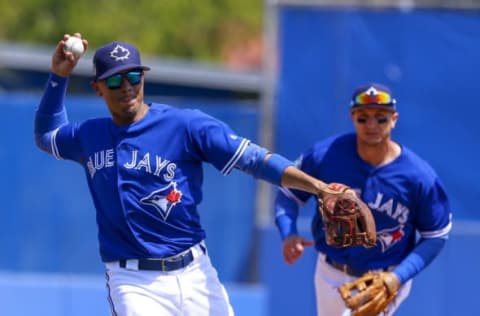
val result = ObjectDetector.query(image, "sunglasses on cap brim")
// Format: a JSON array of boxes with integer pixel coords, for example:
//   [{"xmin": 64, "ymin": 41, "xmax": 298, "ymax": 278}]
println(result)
[{"xmin": 353, "ymin": 90, "xmax": 395, "ymax": 107}]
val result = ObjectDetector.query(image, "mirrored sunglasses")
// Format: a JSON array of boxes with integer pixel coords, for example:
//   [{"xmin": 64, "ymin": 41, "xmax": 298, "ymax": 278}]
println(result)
[
  {"xmin": 354, "ymin": 90, "xmax": 393, "ymax": 105},
  {"xmin": 356, "ymin": 117, "xmax": 389, "ymax": 124},
  {"xmin": 105, "ymin": 71, "xmax": 142, "ymax": 89}
]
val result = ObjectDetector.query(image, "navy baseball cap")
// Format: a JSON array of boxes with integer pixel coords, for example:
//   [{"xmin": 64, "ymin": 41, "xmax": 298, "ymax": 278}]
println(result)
[
  {"xmin": 350, "ymin": 83, "xmax": 397, "ymax": 111},
  {"xmin": 93, "ymin": 42, "xmax": 150, "ymax": 80}
]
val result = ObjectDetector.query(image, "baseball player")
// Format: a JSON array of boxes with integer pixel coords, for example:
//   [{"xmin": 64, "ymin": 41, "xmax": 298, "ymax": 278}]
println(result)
[
  {"xmin": 33, "ymin": 33, "xmax": 343, "ymax": 316},
  {"xmin": 274, "ymin": 84, "xmax": 452, "ymax": 315}
]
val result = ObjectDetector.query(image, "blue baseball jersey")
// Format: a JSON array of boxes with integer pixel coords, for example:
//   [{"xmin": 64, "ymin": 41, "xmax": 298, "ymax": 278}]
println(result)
[
  {"xmin": 280, "ymin": 133, "xmax": 452, "ymax": 271},
  {"xmin": 50, "ymin": 103, "xmax": 250, "ymax": 262}
]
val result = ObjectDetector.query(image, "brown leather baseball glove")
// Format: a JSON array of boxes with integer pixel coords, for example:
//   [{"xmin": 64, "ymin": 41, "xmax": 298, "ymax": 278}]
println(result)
[
  {"xmin": 338, "ymin": 271, "xmax": 400, "ymax": 316},
  {"xmin": 318, "ymin": 183, "xmax": 376, "ymax": 247}
]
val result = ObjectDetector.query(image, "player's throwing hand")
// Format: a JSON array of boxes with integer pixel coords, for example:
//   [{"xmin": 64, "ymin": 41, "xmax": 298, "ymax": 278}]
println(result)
[{"xmin": 51, "ymin": 33, "xmax": 88, "ymax": 77}]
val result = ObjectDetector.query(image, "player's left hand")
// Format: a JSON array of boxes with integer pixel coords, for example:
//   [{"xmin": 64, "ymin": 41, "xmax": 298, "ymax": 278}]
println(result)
[
  {"xmin": 282, "ymin": 235, "xmax": 314, "ymax": 265},
  {"xmin": 338, "ymin": 271, "xmax": 400, "ymax": 316},
  {"xmin": 317, "ymin": 183, "xmax": 376, "ymax": 248}
]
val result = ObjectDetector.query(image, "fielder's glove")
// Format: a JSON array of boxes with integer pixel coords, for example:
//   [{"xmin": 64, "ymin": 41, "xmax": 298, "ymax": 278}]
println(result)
[
  {"xmin": 318, "ymin": 183, "xmax": 376, "ymax": 247},
  {"xmin": 338, "ymin": 271, "xmax": 400, "ymax": 316}
]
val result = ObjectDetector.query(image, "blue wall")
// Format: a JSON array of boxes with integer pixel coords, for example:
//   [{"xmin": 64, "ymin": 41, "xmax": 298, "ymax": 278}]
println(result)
[
  {"xmin": 257, "ymin": 5, "xmax": 480, "ymax": 316},
  {"xmin": 0, "ymin": 91, "xmax": 266, "ymax": 314},
  {"xmin": 274, "ymin": 6, "xmax": 480, "ymax": 220},
  {"xmin": 2, "ymin": 6, "xmax": 480, "ymax": 316},
  {"xmin": 0, "ymin": 92, "xmax": 259, "ymax": 283}
]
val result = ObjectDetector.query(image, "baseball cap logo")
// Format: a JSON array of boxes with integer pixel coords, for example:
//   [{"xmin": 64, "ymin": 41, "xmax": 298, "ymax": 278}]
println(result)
[
  {"xmin": 365, "ymin": 87, "xmax": 379, "ymax": 96},
  {"xmin": 93, "ymin": 41, "xmax": 151, "ymax": 80},
  {"xmin": 350, "ymin": 83, "xmax": 396, "ymax": 109},
  {"xmin": 109, "ymin": 44, "xmax": 130, "ymax": 62}
]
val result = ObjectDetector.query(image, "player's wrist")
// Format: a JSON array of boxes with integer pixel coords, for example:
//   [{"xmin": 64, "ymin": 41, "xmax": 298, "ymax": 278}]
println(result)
[
  {"xmin": 263, "ymin": 154, "xmax": 294, "ymax": 186},
  {"xmin": 383, "ymin": 272, "xmax": 401, "ymax": 292},
  {"xmin": 49, "ymin": 71, "xmax": 70, "ymax": 82},
  {"xmin": 318, "ymin": 182, "xmax": 352, "ymax": 197}
]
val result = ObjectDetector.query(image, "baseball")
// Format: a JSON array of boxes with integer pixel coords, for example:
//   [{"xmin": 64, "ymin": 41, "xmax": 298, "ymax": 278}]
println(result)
[{"xmin": 63, "ymin": 36, "xmax": 85, "ymax": 58}]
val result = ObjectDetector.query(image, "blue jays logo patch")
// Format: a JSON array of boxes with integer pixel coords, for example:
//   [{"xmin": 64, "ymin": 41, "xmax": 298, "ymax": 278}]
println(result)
[
  {"xmin": 140, "ymin": 182, "xmax": 182, "ymax": 220},
  {"xmin": 377, "ymin": 225, "xmax": 405, "ymax": 252},
  {"xmin": 109, "ymin": 44, "xmax": 130, "ymax": 62}
]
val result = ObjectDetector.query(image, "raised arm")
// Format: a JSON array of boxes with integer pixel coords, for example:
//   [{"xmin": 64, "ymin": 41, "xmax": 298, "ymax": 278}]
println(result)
[{"xmin": 34, "ymin": 33, "xmax": 88, "ymax": 154}]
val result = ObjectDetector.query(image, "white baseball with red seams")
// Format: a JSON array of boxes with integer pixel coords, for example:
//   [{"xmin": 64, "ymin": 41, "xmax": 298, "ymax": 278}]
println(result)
[{"xmin": 63, "ymin": 36, "xmax": 84, "ymax": 58}]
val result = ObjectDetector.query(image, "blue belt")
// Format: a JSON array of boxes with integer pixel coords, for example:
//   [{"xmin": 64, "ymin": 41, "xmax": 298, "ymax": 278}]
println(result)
[{"xmin": 119, "ymin": 244, "xmax": 206, "ymax": 272}]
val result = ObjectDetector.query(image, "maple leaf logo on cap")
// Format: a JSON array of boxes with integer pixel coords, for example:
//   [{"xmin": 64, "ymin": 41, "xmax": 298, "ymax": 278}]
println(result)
[{"xmin": 109, "ymin": 44, "xmax": 130, "ymax": 62}]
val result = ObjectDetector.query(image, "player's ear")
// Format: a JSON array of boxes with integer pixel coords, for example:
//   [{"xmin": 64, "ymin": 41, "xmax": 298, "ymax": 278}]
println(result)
[
  {"xmin": 390, "ymin": 112, "xmax": 399, "ymax": 128},
  {"xmin": 91, "ymin": 81, "xmax": 102, "ymax": 96},
  {"xmin": 349, "ymin": 109, "xmax": 355, "ymax": 121}
]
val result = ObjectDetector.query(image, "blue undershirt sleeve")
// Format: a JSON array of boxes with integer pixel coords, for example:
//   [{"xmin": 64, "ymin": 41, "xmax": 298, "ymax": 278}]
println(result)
[
  {"xmin": 259, "ymin": 153, "xmax": 294, "ymax": 185},
  {"xmin": 393, "ymin": 237, "xmax": 447, "ymax": 284},
  {"xmin": 34, "ymin": 72, "xmax": 69, "ymax": 134},
  {"xmin": 34, "ymin": 73, "xmax": 70, "ymax": 153},
  {"xmin": 274, "ymin": 190, "xmax": 300, "ymax": 240},
  {"xmin": 236, "ymin": 143, "xmax": 294, "ymax": 186}
]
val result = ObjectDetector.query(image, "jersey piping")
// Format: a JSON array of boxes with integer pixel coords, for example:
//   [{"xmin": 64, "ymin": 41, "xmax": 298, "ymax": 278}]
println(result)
[
  {"xmin": 51, "ymin": 128, "xmax": 62, "ymax": 160},
  {"xmin": 221, "ymin": 138, "xmax": 250, "ymax": 175}
]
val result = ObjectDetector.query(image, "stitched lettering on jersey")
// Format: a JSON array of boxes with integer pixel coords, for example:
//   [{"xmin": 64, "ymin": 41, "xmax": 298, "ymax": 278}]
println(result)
[
  {"xmin": 366, "ymin": 192, "xmax": 410, "ymax": 252},
  {"xmin": 368, "ymin": 192, "xmax": 409, "ymax": 224},
  {"xmin": 140, "ymin": 182, "xmax": 182, "ymax": 220},
  {"xmin": 87, "ymin": 149, "xmax": 115, "ymax": 178},
  {"xmin": 124, "ymin": 150, "xmax": 176, "ymax": 181},
  {"xmin": 86, "ymin": 149, "xmax": 176, "ymax": 181}
]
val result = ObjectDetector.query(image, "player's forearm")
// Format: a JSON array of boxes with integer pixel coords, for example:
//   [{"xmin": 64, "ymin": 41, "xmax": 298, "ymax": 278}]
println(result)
[
  {"xmin": 34, "ymin": 72, "xmax": 70, "ymax": 153},
  {"xmin": 36, "ymin": 72, "xmax": 69, "ymax": 117},
  {"xmin": 258, "ymin": 153, "xmax": 327, "ymax": 193},
  {"xmin": 235, "ymin": 144, "xmax": 293, "ymax": 185},
  {"xmin": 393, "ymin": 236, "xmax": 447, "ymax": 284},
  {"xmin": 35, "ymin": 73, "xmax": 69, "ymax": 133},
  {"xmin": 280, "ymin": 165, "xmax": 327, "ymax": 195}
]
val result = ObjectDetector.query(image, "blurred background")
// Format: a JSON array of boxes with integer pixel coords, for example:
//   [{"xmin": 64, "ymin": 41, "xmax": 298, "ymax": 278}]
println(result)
[{"xmin": 0, "ymin": 0, "xmax": 479, "ymax": 315}]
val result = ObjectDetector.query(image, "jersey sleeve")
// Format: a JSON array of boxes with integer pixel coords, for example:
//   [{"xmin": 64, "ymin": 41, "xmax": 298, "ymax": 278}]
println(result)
[
  {"xmin": 51, "ymin": 123, "xmax": 84, "ymax": 163},
  {"xmin": 187, "ymin": 111, "xmax": 250, "ymax": 175},
  {"xmin": 415, "ymin": 177, "xmax": 453, "ymax": 238}
]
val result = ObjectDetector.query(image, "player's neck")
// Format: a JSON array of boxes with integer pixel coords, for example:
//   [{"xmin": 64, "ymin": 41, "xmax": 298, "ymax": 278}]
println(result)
[
  {"xmin": 357, "ymin": 139, "xmax": 401, "ymax": 167},
  {"xmin": 112, "ymin": 102, "xmax": 149, "ymax": 126}
]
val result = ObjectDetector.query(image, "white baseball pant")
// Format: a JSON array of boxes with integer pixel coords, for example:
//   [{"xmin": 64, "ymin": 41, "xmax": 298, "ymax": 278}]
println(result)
[
  {"xmin": 314, "ymin": 253, "xmax": 412, "ymax": 316},
  {"xmin": 105, "ymin": 242, "xmax": 234, "ymax": 316}
]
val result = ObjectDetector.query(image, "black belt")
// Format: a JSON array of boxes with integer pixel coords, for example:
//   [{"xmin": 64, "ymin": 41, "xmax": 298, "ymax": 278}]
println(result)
[
  {"xmin": 119, "ymin": 244, "xmax": 206, "ymax": 272},
  {"xmin": 325, "ymin": 257, "xmax": 367, "ymax": 277}
]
